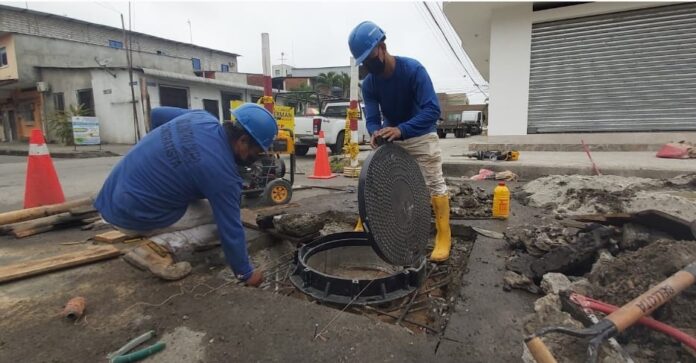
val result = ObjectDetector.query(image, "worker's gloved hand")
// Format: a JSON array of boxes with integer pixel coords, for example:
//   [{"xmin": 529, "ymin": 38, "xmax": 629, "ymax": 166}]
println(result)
[{"xmin": 245, "ymin": 270, "xmax": 264, "ymax": 287}]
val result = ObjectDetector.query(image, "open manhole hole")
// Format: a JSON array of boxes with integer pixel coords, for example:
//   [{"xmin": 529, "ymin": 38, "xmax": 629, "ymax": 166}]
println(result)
[
  {"xmin": 254, "ymin": 144, "xmax": 477, "ymax": 335},
  {"xmin": 288, "ymin": 232, "xmax": 427, "ymax": 306},
  {"xmin": 257, "ymin": 220, "xmax": 476, "ymax": 335}
]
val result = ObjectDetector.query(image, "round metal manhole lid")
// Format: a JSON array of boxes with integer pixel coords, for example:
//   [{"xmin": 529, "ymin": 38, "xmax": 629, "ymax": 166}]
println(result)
[{"xmin": 358, "ymin": 143, "xmax": 430, "ymax": 266}]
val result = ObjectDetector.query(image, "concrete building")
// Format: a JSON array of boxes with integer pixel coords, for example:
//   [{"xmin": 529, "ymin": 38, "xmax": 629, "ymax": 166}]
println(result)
[
  {"xmin": 444, "ymin": 2, "xmax": 696, "ymax": 136},
  {"xmin": 0, "ymin": 4, "xmax": 264, "ymax": 143},
  {"xmin": 272, "ymin": 64, "xmax": 294, "ymax": 78}
]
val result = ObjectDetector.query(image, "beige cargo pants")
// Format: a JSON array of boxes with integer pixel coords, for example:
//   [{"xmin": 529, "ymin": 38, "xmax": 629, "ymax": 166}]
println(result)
[{"xmin": 395, "ymin": 132, "xmax": 448, "ymax": 196}]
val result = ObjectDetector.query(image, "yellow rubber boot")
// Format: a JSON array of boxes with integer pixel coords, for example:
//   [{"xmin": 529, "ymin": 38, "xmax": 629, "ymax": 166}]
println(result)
[
  {"xmin": 354, "ymin": 217, "xmax": 364, "ymax": 232},
  {"xmin": 430, "ymin": 194, "xmax": 452, "ymax": 262}
]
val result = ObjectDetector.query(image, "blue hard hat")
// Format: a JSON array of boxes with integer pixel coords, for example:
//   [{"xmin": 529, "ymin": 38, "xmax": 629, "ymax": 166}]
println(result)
[
  {"xmin": 348, "ymin": 21, "xmax": 386, "ymax": 64},
  {"xmin": 231, "ymin": 103, "xmax": 278, "ymax": 151}
]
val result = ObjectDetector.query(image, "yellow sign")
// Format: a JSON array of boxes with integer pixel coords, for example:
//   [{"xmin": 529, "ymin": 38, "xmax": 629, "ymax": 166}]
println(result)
[
  {"xmin": 230, "ymin": 100, "xmax": 244, "ymax": 111},
  {"xmin": 274, "ymin": 106, "xmax": 295, "ymax": 132}
]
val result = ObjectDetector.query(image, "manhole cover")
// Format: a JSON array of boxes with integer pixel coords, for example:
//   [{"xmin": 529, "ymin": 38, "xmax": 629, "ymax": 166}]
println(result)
[{"xmin": 358, "ymin": 143, "xmax": 430, "ymax": 266}]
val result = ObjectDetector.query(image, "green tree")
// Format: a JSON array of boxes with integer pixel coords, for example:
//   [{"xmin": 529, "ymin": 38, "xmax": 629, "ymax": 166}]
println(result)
[
  {"xmin": 47, "ymin": 104, "xmax": 89, "ymax": 146},
  {"xmin": 338, "ymin": 72, "xmax": 351, "ymax": 98},
  {"xmin": 316, "ymin": 71, "xmax": 341, "ymax": 95}
]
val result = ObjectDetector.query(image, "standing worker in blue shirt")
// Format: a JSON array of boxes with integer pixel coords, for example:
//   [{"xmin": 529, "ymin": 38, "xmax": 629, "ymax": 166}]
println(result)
[
  {"xmin": 94, "ymin": 103, "xmax": 277, "ymax": 285},
  {"xmin": 348, "ymin": 21, "xmax": 452, "ymax": 261}
]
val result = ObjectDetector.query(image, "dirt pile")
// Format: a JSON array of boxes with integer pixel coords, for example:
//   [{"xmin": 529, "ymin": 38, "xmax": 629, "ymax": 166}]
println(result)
[
  {"xmin": 446, "ymin": 179, "xmax": 493, "ymax": 218},
  {"xmin": 521, "ymin": 174, "xmax": 696, "ymax": 220},
  {"xmin": 506, "ymin": 211, "xmax": 696, "ymax": 362}
]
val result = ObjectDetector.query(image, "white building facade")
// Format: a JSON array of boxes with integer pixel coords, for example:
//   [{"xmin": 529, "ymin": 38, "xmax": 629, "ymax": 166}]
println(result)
[{"xmin": 444, "ymin": 2, "xmax": 696, "ymax": 135}]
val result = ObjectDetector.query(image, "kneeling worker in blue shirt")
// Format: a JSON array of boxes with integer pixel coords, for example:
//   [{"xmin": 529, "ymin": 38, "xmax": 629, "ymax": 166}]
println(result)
[
  {"xmin": 349, "ymin": 21, "xmax": 452, "ymax": 261},
  {"xmin": 94, "ymin": 103, "xmax": 277, "ymax": 286}
]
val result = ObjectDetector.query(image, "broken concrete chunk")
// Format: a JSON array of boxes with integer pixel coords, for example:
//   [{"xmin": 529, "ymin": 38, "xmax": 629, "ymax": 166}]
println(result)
[
  {"xmin": 273, "ymin": 213, "xmax": 325, "ymax": 238},
  {"xmin": 503, "ymin": 271, "xmax": 540, "ymax": 294},
  {"xmin": 567, "ymin": 278, "xmax": 594, "ymax": 296},
  {"xmin": 590, "ymin": 250, "xmax": 614, "ymax": 276},
  {"xmin": 620, "ymin": 223, "xmax": 652, "ymax": 251},
  {"xmin": 540, "ymin": 273, "xmax": 572, "ymax": 295}
]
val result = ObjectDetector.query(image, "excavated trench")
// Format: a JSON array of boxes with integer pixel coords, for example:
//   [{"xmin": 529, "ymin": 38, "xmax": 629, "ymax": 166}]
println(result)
[{"xmin": 247, "ymin": 210, "xmax": 477, "ymax": 336}]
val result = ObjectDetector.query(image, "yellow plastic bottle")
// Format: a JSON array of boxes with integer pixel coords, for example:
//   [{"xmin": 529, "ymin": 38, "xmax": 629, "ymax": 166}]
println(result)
[{"xmin": 492, "ymin": 182, "xmax": 510, "ymax": 219}]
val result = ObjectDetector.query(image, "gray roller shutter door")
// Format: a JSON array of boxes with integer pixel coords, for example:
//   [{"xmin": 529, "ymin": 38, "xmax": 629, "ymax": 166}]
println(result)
[{"xmin": 528, "ymin": 4, "xmax": 696, "ymax": 133}]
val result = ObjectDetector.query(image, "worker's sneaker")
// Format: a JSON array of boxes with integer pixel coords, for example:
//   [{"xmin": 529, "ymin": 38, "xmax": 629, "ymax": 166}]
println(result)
[{"xmin": 123, "ymin": 241, "xmax": 192, "ymax": 281}]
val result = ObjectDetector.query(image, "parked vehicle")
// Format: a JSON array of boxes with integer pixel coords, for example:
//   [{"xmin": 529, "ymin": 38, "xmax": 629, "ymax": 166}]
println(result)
[
  {"xmin": 275, "ymin": 92, "xmax": 369, "ymax": 156},
  {"xmin": 436, "ymin": 110, "xmax": 483, "ymax": 138}
]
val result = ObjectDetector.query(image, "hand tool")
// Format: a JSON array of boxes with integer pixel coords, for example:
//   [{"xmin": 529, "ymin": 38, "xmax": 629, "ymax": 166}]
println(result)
[{"xmin": 525, "ymin": 261, "xmax": 696, "ymax": 363}]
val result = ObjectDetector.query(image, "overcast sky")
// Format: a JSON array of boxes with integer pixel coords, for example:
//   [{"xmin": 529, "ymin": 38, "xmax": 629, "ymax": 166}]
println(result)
[{"xmin": 4, "ymin": 1, "xmax": 488, "ymax": 102}]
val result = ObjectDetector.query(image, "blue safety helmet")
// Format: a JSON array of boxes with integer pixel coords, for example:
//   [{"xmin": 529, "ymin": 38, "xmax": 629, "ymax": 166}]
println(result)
[
  {"xmin": 231, "ymin": 103, "xmax": 278, "ymax": 151},
  {"xmin": 348, "ymin": 21, "xmax": 386, "ymax": 64}
]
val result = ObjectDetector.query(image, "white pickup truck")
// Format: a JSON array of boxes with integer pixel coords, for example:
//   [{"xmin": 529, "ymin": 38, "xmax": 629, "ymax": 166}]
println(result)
[{"xmin": 292, "ymin": 101, "xmax": 370, "ymax": 156}]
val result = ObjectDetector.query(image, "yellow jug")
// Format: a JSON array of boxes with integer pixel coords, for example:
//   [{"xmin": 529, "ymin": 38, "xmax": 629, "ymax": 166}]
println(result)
[{"xmin": 492, "ymin": 182, "xmax": 510, "ymax": 219}]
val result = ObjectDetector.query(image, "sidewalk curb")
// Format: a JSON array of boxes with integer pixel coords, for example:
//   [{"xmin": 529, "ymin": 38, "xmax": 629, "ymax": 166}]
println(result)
[
  {"xmin": 442, "ymin": 161, "xmax": 695, "ymax": 180},
  {"xmin": 468, "ymin": 143, "xmax": 664, "ymax": 152},
  {"xmin": 0, "ymin": 149, "xmax": 121, "ymax": 159}
]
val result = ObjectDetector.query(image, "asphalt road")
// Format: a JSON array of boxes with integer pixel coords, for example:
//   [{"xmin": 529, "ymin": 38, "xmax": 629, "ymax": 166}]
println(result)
[{"xmin": 0, "ymin": 150, "xmax": 366, "ymax": 212}]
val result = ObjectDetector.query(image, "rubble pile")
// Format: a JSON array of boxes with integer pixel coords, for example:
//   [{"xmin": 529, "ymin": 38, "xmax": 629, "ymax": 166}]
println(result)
[
  {"xmin": 509, "ymin": 175, "xmax": 696, "ymax": 362},
  {"xmin": 521, "ymin": 174, "xmax": 696, "ymax": 221},
  {"xmin": 446, "ymin": 179, "xmax": 493, "ymax": 218}
]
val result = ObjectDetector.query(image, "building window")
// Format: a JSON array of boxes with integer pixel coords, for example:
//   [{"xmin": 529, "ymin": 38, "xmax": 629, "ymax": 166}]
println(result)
[
  {"xmin": 0, "ymin": 47, "xmax": 7, "ymax": 67},
  {"xmin": 53, "ymin": 93, "xmax": 65, "ymax": 112},
  {"xmin": 221, "ymin": 64, "xmax": 229, "ymax": 72},
  {"xmin": 77, "ymin": 89, "xmax": 95, "ymax": 116},
  {"xmin": 108, "ymin": 40, "xmax": 123, "ymax": 49},
  {"xmin": 192, "ymin": 58, "xmax": 201, "ymax": 71},
  {"xmin": 275, "ymin": 69, "xmax": 281, "ymax": 76}
]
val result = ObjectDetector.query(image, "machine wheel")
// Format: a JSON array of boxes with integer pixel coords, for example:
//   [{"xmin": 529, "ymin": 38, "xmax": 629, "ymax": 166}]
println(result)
[
  {"xmin": 437, "ymin": 130, "xmax": 447, "ymax": 139},
  {"xmin": 295, "ymin": 145, "xmax": 309, "ymax": 156},
  {"xmin": 263, "ymin": 179, "xmax": 293, "ymax": 205},
  {"xmin": 455, "ymin": 129, "xmax": 466, "ymax": 138},
  {"xmin": 332, "ymin": 131, "xmax": 345, "ymax": 155}
]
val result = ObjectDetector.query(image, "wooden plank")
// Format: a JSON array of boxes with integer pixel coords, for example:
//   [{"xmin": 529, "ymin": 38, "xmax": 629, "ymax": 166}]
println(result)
[
  {"xmin": 94, "ymin": 230, "xmax": 130, "ymax": 244},
  {"xmin": 0, "ymin": 197, "xmax": 93, "ymax": 226},
  {"xmin": 0, "ymin": 245, "xmax": 121, "ymax": 284},
  {"xmin": 241, "ymin": 208, "xmax": 260, "ymax": 230},
  {"xmin": 13, "ymin": 225, "xmax": 55, "ymax": 238}
]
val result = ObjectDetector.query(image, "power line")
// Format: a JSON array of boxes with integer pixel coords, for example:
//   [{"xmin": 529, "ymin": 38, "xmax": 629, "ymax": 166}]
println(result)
[
  {"xmin": 411, "ymin": 2, "xmax": 469, "ymax": 82},
  {"xmin": 422, "ymin": 2, "xmax": 489, "ymax": 97}
]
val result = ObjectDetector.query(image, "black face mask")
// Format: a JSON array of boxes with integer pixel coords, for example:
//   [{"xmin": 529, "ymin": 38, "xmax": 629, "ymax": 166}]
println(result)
[{"xmin": 364, "ymin": 55, "xmax": 385, "ymax": 75}]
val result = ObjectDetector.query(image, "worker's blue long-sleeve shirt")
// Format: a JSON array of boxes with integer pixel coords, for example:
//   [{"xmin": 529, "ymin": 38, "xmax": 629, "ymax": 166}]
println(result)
[
  {"xmin": 94, "ymin": 111, "xmax": 253, "ymax": 280},
  {"xmin": 362, "ymin": 56, "xmax": 441, "ymax": 140}
]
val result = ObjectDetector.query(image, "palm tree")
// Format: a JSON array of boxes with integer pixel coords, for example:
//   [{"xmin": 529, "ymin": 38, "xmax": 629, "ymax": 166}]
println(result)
[
  {"xmin": 316, "ymin": 72, "xmax": 341, "ymax": 95},
  {"xmin": 338, "ymin": 72, "xmax": 351, "ymax": 98}
]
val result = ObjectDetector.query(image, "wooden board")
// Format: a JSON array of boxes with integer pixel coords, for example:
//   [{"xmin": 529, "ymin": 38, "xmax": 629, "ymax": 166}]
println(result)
[
  {"xmin": 0, "ymin": 245, "xmax": 121, "ymax": 284},
  {"xmin": 0, "ymin": 197, "xmax": 93, "ymax": 226},
  {"xmin": 94, "ymin": 230, "xmax": 130, "ymax": 244}
]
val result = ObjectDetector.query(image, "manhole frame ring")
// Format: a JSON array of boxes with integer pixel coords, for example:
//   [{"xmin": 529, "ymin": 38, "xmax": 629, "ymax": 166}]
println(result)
[{"xmin": 289, "ymin": 232, "xmax": 427, "ymax": 306}]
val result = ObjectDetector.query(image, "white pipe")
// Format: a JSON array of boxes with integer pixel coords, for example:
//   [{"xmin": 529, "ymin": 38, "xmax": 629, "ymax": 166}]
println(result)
[
  {"xmin": 261, "ymin": 33, "xmax": 271, "ymax": 77},
  {"xmin": 350, "ymin": 57, "xmax": 359, "ymax": 101}
]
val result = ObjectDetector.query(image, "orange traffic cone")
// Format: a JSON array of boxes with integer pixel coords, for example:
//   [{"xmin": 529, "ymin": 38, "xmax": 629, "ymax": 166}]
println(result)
[
  {"xmin": 308, "ymin": 131, "xmax": 337, "ymax": 179},
  {"xmin": 24, "ymin": 129, "xmax": 65, "ymax": 208}
]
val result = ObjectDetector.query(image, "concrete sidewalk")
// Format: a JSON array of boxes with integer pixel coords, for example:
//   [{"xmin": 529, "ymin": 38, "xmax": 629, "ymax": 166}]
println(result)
[
  {"xmin": 463, "ymin": 131, "xmax": 696, "ymax": 152},
  {"xmin": 440, "ymin": 150, "xmax": 696, "ymax": 180},
  {"xmin": 0, "ymin": 142, "xmax": 132, "ymax": 158}
]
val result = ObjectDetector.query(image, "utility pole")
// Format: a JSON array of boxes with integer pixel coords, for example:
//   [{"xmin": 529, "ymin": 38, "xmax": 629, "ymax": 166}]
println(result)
[
  {"xmin": 122, "ymin": 6, "xmax": 140, "ymax": 143},
  {"xmin": 261, "ymin": 33, "xmax": 273, "ymax": 113},
  {"xmin": 278, "ymin": 52, "xmax": 287, "ymax": 76}
]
